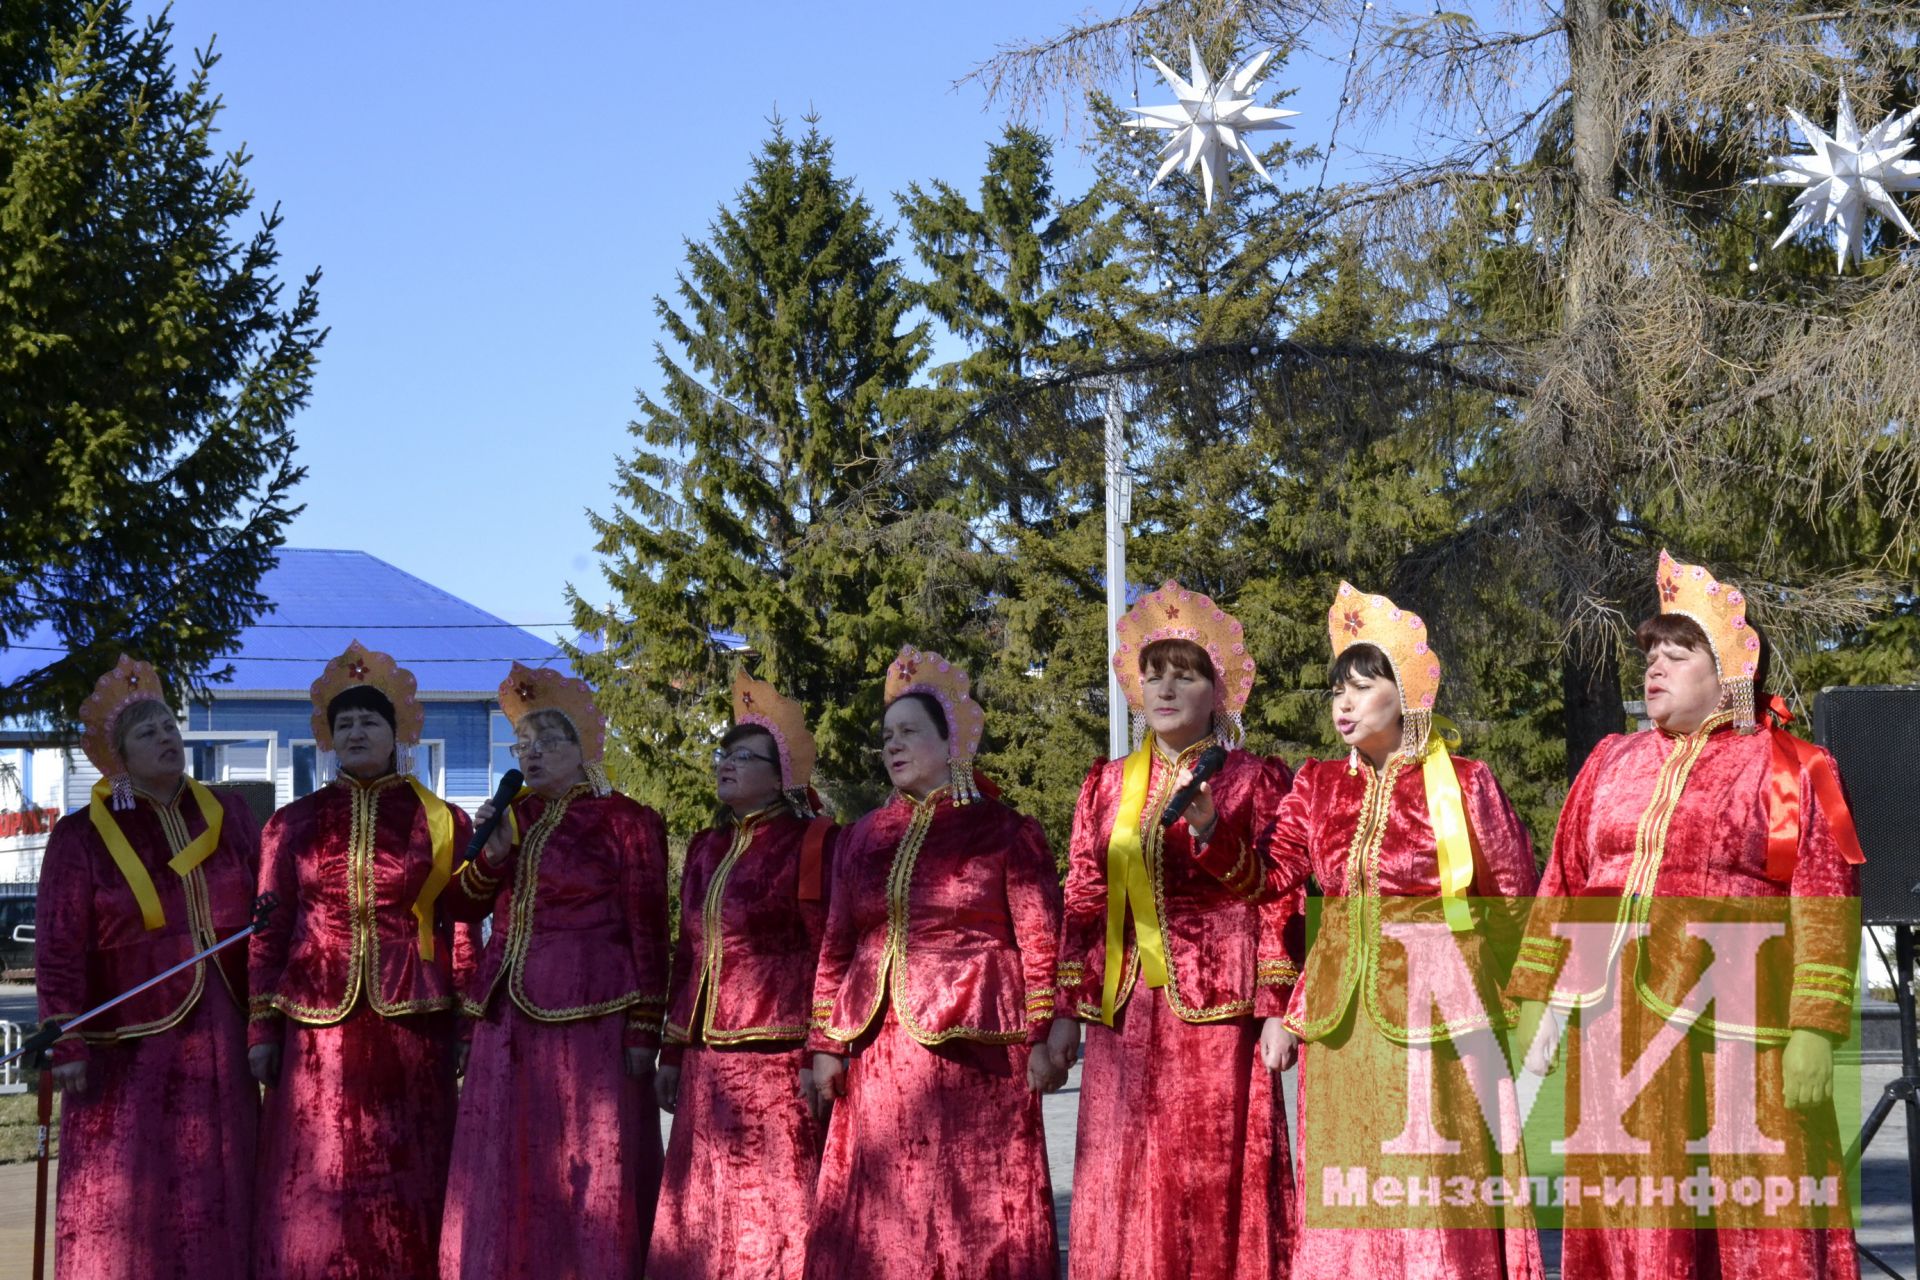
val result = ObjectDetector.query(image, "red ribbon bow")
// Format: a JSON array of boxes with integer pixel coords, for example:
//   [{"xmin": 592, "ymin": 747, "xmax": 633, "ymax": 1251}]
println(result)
[{"xmin": 1762, "ymin": 695, "xmax": 1866, "ymax": 882}]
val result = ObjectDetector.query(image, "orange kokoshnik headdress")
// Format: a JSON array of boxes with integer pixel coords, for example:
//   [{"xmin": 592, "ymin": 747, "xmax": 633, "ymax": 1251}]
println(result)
[
  {"xmin": 79, "ymin": 654, "xmax": 169, "ymax": 811},
  {"xmin": 308, "ymin": 640, "xmax": 426, "ymax": 767},
  {"xmin": 1328, "ymin": 581, "xmax": 1442, "ymax": 759},
  {"xmin": 732, "ymin": 671, "xmax": 819, "ymax": 815},
  {"xmin": 1656, "ymin": 550, "xmax": 1764, "ymax": 734},
  {"xmin": 499, "ymin": 662, "xmax": 613, "ymax": 797},
  {"xmin": 885, "ymin": 647, "xmax": 987, "ymax": 804},
  {"xmin": 1112, "ymin": 580, "xmax": 1256, "ymax": 747}
]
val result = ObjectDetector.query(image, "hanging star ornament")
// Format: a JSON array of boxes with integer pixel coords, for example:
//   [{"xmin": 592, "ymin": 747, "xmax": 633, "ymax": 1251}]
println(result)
[
  {"xmin": 1127, "ymin": 38, "xmax": 1299, "ymax": 210},
  {"xmin": 1754, "ymin": 85, "xmax": 1920, "ymax": 271}
]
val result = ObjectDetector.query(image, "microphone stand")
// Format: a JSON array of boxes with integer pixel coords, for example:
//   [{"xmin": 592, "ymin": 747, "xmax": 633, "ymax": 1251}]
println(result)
[{"xmin": 11, "ymin": 893, "xmax": 276, "ymax": 1280}]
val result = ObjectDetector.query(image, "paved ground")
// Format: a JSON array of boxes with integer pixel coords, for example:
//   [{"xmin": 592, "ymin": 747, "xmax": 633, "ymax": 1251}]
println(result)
[{"xmin": 0, "ymin": 1033, "xmax": 1914, "ymax": 1278}]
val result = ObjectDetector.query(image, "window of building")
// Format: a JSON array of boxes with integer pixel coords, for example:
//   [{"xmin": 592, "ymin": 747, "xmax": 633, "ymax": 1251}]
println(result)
[
  {"xmin": 490, "ymin": 711, "xmax": 517, "ymax": 789},
  {"xmin": 291, "ymin": 740, "xmax": 319, "ymax": 798},
  {"xmin": 406, "ymin": 740, "xmax": 445, "ymax": 793}
]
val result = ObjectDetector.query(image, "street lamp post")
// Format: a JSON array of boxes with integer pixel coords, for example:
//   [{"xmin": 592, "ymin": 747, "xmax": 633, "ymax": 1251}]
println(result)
[{"xmin": 1103, "ymin": 380, "xmax": 1133, "ymax": 759}]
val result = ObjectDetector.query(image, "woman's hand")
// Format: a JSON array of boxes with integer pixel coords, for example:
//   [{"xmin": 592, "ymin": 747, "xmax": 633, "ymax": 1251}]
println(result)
[
  {"xmin": 50, "ymin": 1061, "xmax": 87, "ymax": 1094},
  {"xmin": 807, "ymin": 1053, "xmax": 847, "ymax": 1127},
  {"xmin": 473, "ymin": 800, "xmax": 513, "ymax": 863},
  {"xmin": 655, "ymin": 1063, "xmax": 682, "ymax": 1112},
  {"xmin": 1782, "ymin": 1028, "xmax": 1834, "ymax": 1111},
  {"xmin": 1514, "ymin": 1000, "xmax": 1562, "ymax": 1077},
  {"xmin": 1027, "ymin": 1018, "xmax": 1078, "ymax": 1094},
  {"xmin": 1259, "ymin": 1017, "xmax": 1297, "ymax": 1072},
  {"xmin": 248, "ymin": 1043, "xmax": 282, "ymax": 1086},
  {"xmin": 1172, "ymin": 764, "xmax": 1217, "ymax": 844},
  {"xmin": 625, "ymin": 1046, "xmax": 656, "ymax": 1082},
  {"xmin": 1044, "ymin": 1016, "xmax": 1080, "ymax": 1075}
]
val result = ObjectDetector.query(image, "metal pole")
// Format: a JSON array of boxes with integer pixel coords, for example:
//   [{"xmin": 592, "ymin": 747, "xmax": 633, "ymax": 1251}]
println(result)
[
  {"xmin": 1104, "ymin": 381, "xmax": 1132, "ymax": 760},
  {"xmin": 1899, "ymin": 925, "xmax": 1920, "ymax": 1266}
]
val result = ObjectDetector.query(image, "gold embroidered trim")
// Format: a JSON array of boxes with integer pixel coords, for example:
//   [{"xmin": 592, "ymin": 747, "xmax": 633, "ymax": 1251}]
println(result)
[
  {"xmin": 1291, "ymin": 759, "xmax": 1396, "ymax": 1042},
  {"xmin": 822, "ymin": 793, "xmax": 1040, "ymax": 1047},
  {"xmin": 692, "ymin": 810, "xmax": 810, "ymax": 1046},
  {"xmin": 271, "ymin": 776, "xmax": 460, "ymax": 1024},
  {"xmin": 456, "ymin": 858, "xmax": 501, "ymax": 901},
  {"xmin": 1255, "ymin": 959, "xmax": 1298, "ymax": 988},
  {"xmin": 458, "ymin": 786, "xmax": 661, "ymax": 1023}
]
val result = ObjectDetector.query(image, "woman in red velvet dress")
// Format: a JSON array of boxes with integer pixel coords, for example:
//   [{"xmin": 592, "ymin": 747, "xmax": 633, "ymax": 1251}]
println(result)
[
  {"xmin": 36, "ymin": 657, "xmax": 260, "ymax": 1280},
  {"xmin": 1269, "ymin": 584, "xmax": 1543, "ymax": 1279},
  {"xmin": 249, "ymin": 642, "xmax": 475, "ymax": 1280},
  {"xmin": 1057, "ymin": 581, "xmax": 1300, "ymax": 1280},
  {"xmin": 1510, "ymin": 552, "xmax": 1864, "ymax": 1280},
  {"xmin": 650, "ymin": 672, "xmax": 839, "ymax": 1280},
  {"xmin": 439, "ymin": 662, "xmax": 670, "ymax": 1279},
  {"xmin": 803, "ymin": 647, "xmax": 1069, "ymax": 1280}
]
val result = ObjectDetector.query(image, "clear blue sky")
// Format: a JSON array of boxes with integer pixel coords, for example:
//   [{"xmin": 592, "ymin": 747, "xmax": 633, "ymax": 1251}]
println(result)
[{"xmin": 138, "ymin": 2, "xmax": 1398, "ymax": 642}]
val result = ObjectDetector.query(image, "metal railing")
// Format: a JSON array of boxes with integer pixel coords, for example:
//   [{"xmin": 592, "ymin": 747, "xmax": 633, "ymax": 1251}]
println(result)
[{"xmin": 0, "ymin": 1022, "xmax": 24, "ymax": 1093}]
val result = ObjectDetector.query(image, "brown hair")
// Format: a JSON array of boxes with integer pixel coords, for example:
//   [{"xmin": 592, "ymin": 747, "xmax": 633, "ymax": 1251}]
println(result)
[
  {"xmin": 112, "ymin": 699, "xmax": 176, "ymax": 763},
  {"xmin": 519, "ymin": 708, "xmax": 578, "ymax": 744},
  {"xmin": 1633, "ymin": 613, "xmax": 1771, "ymax": 692},
  {"xmin": 1329, "ymin": 643, "xmax": 1395, "ymax": 688},
  {"xmin": 1139, "ymin": 638, "xmax": 1217, "ymax": 685},
  {"xmin": 883, "ymin": 692, "xmax": 950, "ymax": 740},
  {"xmin": 720, "ymin": 723, "xmax": 778, "ymax": 757}
]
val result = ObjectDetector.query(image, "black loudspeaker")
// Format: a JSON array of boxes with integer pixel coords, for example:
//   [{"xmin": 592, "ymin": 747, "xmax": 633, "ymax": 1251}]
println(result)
[
  {"xmin": 1814, "ymin": 685, "xmax": 1920, "ymax": 925},
  {"xmin": 210, "ymin": 780, "xmax": 277, "ymax": 831}
]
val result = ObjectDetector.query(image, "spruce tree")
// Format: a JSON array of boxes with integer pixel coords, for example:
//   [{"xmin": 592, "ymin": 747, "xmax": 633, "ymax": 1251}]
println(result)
[
  {"xmin": 969, "ymin": 1, "xmax": 1920, "ymax": 789},
  {"xmin": 0, "ymin": 1, "xmax": 323, "ymax": 720},
  {"xmin": 573, "ymin": 119, "xmax": 944, "ymax": 832},
  {"xmin": 898, "ymin": 127, "xmax": 1112, "ymax": 850}
]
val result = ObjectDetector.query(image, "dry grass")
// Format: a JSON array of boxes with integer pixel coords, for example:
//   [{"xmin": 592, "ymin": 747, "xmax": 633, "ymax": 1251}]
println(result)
[{"xmin": 0, "ymin": 1090, "xmax": 54, "ymax": 1167}]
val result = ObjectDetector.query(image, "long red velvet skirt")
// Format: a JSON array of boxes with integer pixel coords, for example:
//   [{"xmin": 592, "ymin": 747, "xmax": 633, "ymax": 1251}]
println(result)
[
  {"xmin": 650, "ymin": 1042, "xmax": 822, "ymax": 1280},
  {"xmin": 1291, "ymin": 1003, "xmax": 1542, "ymax": 1279},
  {"xmin": 802, "ymin": 1011, "xmax": 1057, "ymax": 1280},
  {"xmin": 1557, "ymin": 1004, "xmax": 1857, "ymax": 1280},
  {"xmin": 439, "ymin": 1000, "xmax": 658, "ymax": 1280},
  {"xmin": 53, "ymin": 990, "xmax": 255, "ymax": 1280},
  {"xmin": 1068, "ymin": 994, "xmax": 1292, "ymax": 1279},
  {"xmin": 252, "ymin": 1005, "xmax": 458, "ymax": 1280}
]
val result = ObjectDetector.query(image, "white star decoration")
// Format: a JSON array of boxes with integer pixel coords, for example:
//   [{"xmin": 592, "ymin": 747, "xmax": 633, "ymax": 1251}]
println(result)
[
  {"xmin": 1128, "ymin": 38, "xmax": 1299, "ymax": 210},
  {"xmin": 1754, "ymin": 86, "xmax": 1920, "ymax": 271}
]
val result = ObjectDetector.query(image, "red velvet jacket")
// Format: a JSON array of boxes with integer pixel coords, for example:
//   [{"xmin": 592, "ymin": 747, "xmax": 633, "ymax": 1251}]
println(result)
[
  {"xmin": 808, "ymin": 789, "xmax": 1060, "ymax": 1053},
  {"xmin": 37, "ymin": 788, "xmax": 259, "ymax": 1066},
  {"xmin": 447, "ymin": 784, "xmax": 670, "ymax": 1048},
  {"xmin": 249, "ymin": 773, "xmax": 477, "ymax": 1044},
  {"xmin": 1271, "ymin": 753, "xmax": 1538, "ymax": 1046},
  {"xmin": 1507, "ymin": 714, "xmax": 1860, "ymax": 1042},
  {"xmin": 664, "ymin": 808, "xmax": 838, "ymax": 1050},
  {"xmin": 1057, "ymin": 744, "xmax": 1302, "ymax": 1023}
]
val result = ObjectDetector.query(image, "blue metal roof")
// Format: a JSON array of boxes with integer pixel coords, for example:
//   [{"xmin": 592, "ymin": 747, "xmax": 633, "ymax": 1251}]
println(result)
[
  {"xmin": 218, "ymin": 549, "xmax": 565, "ymax": 693},
  {"xmin": 2, "ymin": 549, "xmax": 565, "ymax": 698}
]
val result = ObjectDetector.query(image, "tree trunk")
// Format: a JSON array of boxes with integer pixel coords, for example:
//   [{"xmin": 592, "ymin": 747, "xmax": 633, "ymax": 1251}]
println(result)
[
  {"xmin": 1557, "ymin": 0, "xmax": 1625, "ymax": 781},
  {"xmin": 1562, "ymin": 639, "xmax": 1624, "ymax": 782}
]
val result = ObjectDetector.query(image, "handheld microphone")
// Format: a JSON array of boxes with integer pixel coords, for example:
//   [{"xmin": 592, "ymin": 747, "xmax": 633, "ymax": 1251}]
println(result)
[
  {"xmin": 466, "ymin": 769, "xmax": 524, "ymax": 860},
  {"xmin": 1160, "ymin": 745, "xmax": 1229, "ymax": 828}
]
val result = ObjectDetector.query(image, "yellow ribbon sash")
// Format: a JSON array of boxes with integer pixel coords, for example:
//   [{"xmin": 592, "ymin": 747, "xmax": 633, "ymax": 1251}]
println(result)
[
  {"xmin": 1419, "ymin": 715, "xmax": 1475, "ymax": 933},
  {"xmin": 1099, "ymin": 735, "xmax": 1171, "ymax": 1025},
  {"xmin": 406, "ymin": 778, "xmax": 456, "ymax": 962},
  {"xmin": 87, "ymin": 777, "xmax": 226, "ymax": 931}
]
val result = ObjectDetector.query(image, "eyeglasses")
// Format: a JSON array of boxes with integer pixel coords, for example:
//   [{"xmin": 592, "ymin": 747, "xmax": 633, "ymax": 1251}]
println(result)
[
  {"xmin": 509, "ymin": 735, "xmax": 574, "ymax": 759},
  {"xmin": 712, "ymin": 747, "xmax": 779, "ymax": 768}
]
